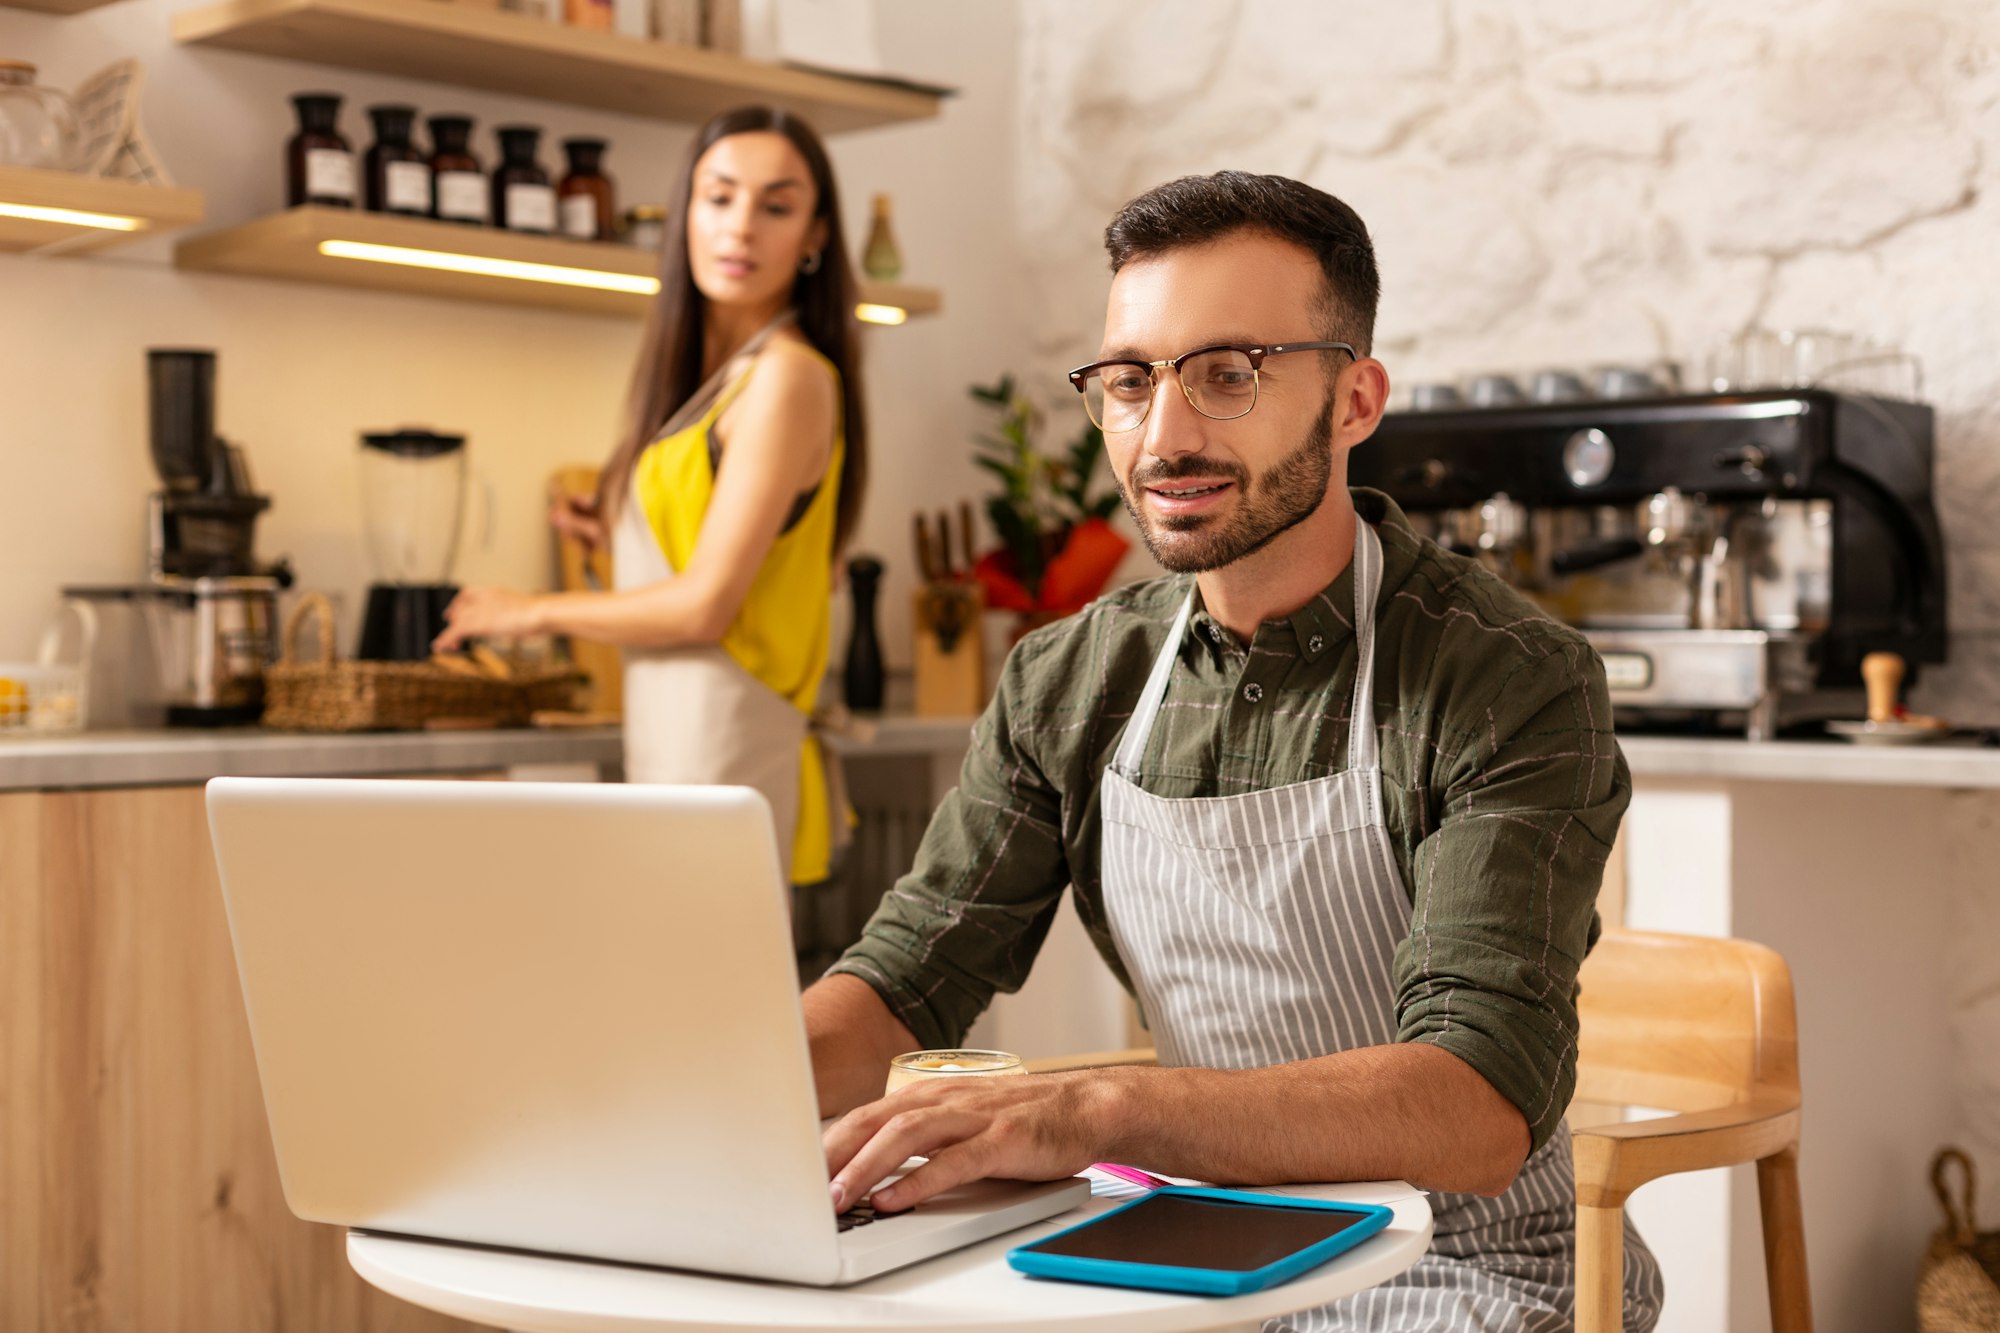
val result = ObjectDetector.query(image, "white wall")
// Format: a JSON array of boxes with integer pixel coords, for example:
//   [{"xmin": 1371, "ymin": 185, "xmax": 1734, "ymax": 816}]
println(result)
[
  {"xmin": 1013, "ymin": 0, "xmax": 2000, "ymax": 725},
  {"xmin": 0, "ymin": 0, "xmax": 1018, "ymax": 683}
]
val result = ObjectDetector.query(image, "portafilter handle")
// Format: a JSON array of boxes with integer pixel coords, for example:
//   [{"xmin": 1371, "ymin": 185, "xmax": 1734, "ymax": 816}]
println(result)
[{"xmin": 1861, "ymin": 651, "xmax": 1905, "ymax": 724}]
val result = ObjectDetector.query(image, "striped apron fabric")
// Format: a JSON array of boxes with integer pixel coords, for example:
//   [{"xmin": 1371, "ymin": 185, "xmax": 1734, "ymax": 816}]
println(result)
[{"xmin": 1098, "ymin": 519, "xmax": 1665, "ymax": 1332}]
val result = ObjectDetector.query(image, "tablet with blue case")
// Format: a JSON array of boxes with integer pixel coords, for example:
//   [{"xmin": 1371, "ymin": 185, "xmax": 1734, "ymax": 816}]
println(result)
[{"xmin": 1006, "ymin": 1185, "xmax": 1395, "ymax": 1296}]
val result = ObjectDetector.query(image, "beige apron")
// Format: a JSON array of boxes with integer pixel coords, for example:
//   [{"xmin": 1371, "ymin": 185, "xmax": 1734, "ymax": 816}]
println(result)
[{"xmin": 611, "ymin": 315, "xmax": 842, "ymax": 885}]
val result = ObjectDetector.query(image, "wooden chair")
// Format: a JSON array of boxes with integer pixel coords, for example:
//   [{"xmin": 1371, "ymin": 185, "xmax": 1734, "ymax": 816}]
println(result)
[
  {"xmin": 1571, "ymin": 928, "xmax": 1811, "ymax": 1333},
  {"xmin": 1023, "ymin": 928, "xmax": 1812, "ymax": 1333}
]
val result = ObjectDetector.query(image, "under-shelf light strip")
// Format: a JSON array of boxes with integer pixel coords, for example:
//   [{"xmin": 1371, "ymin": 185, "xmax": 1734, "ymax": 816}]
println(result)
[
  {"xmin": 0, "ymin": 201, "xmax": 143, "ymax": 231},
  {"xmin": 319, "ymin": 238, "xmax": 912, "ymax": 323},
  {"xmin": 320, "ymin": 239, "xmax": 658, "ymax": 294}
]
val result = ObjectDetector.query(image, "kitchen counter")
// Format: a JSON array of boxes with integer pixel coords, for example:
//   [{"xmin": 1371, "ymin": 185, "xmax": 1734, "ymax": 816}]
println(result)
[
  {"xmin": 0, "ymin": 725, "xmax": 625, "ymax": 791},
  {"xmin": 0, "ymin": 712, "xmax": 979, "ymax": 793},
  {"xmin": 14, "ymin": 721, "xmax": 1994, "ymax": 795},
  {"xmin": 1620, "ymin": 733, "xmax": 2000, "ymax": 788}
]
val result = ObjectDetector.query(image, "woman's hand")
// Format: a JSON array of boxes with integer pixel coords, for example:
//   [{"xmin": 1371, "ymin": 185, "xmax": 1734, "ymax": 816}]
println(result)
[
  {"xmin": 549, "ymin": 492, "xmax": 607, "ymax": 552},
  {"xmin": 432, "ymin": 586, "xmax": 546, "ymax": 652}
]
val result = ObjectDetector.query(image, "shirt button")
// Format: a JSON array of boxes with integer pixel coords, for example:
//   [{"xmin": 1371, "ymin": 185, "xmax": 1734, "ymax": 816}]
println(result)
[
  {"xmin": 1242, "ymin": 682, "xmax": 1264, "ymax": 704},
  {"xmin": 1308, "ymin": 634, "xmax": 1325, "ymax": 654}
]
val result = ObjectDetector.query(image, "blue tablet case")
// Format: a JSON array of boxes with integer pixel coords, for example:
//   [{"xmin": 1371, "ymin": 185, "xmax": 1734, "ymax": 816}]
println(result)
[{"xmin": 1006, "ymin": 1185, "xmax": 1396, "ymax": 1296}]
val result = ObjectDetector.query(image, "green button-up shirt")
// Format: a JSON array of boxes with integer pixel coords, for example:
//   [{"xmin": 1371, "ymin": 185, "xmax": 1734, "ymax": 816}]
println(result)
[{"xmin": 831, "ymin": 489, "xmax": 1627, "ymax": 1151}]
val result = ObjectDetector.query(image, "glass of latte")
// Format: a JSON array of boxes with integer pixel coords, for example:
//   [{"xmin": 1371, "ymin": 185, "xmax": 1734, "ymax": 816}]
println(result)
[{"xmin": 884, "ymin": 1049, "xmax": 1025, "ymax": 1094}]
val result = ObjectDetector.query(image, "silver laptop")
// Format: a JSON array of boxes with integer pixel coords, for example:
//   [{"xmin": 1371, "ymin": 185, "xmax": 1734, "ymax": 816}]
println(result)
[{"xmin": 205, "ymin": 776, "xmax": 1087, "ymax": 1285}]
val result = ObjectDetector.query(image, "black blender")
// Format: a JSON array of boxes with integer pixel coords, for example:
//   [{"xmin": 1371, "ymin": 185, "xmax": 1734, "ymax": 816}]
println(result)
[{"xmin": 357, "ymin": 428, "xmax": 477, "ymax": 660}]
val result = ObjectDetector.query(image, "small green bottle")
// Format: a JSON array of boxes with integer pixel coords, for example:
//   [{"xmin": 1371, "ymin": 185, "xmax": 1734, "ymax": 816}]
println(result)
[{"xmin": 861, "ymin": 192, "xmax": 903, "ymax": 281}]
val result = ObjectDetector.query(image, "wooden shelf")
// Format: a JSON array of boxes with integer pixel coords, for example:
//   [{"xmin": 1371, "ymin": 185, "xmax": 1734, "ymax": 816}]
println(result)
[
  {"xmin": 173, "ymin": 206, "xmax": 941, "ymax": 320},
  {"xmin": 1, "ymin": 0, "xmax": 125, "ymax": 12},
  {"xmin": 172, "ymin": 0, "xmax": 947, "ymax": 134},
  {"xmin": 0, "ymin": 165, "xmax": 205, "ymax": 255}
]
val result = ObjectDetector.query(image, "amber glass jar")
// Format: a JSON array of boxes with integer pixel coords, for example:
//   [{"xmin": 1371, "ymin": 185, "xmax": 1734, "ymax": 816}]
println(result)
[
  {"xmin": 557, "ymin": 138, "xmax": 615, "ymax": 242},
  {"xmin": 364, "ymin": 104, "xmax": 430, "ymax": 216},
  {"xmin": 491, "ymin": 125, "xmax": 555, "ymax": 234},
  {"xmin": 427, "ymin": 114, "xmax": 486, "ymax": 225},
  {"xmin": 287, "ymin": 92, "xmax": 354, "ymax": 208}
]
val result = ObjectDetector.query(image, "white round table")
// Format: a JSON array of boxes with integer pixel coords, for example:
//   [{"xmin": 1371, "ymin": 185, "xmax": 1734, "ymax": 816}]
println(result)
[{"xmin": 348, "ymin": 1182, "xmax": 1433, "ymax": 1333}]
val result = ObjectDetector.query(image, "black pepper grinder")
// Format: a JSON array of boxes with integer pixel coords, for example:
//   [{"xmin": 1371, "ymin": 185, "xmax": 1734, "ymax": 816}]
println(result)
[
  {"xmin": 363, "ymin": 104, "xmax": 430, "ymax": 216},
  {"xmin": 491, "ymin": 125, "xmax": 555, "ymax": 235},
  {"xmin": 287, "ymin": 92, "xmax": 355, "ymax": 209},
  {"xmin": 843, "ymin": 555, "xmax": 886, "ymax": 712}
]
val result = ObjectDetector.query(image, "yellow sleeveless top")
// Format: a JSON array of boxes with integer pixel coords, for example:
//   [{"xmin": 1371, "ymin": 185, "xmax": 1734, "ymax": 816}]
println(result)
[{"xmin": 629, "ymin": 343, "xmax": 844, "ymax": 884}]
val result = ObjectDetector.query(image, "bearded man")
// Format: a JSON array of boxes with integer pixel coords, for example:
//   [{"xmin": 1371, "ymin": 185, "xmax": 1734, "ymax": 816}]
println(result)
[{"xmin": 803, "ymin": 171, "xmax": 1666, "ymax": 1331}]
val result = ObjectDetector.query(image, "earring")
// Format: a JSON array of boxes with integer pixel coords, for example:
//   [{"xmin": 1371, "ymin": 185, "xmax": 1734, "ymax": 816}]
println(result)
[{"xmin": 799, "ymin": 250, "xmax": 822, "ymax": 275}]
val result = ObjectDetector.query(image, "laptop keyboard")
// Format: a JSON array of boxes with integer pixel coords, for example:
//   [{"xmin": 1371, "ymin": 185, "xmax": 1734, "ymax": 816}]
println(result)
[{"xmin": 836, "ymin": 1200, "xmax": 911, "ymax": 1233}]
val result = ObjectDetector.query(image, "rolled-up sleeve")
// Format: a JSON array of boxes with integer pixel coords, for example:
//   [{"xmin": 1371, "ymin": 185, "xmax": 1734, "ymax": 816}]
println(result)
[
  {"xmin": 1393, "ymin": 635, "xmax": 1628, "ymax": 1152},
  {"xmin": 827, "ymin": 641, "xmax": 1074, "ymax": 1050}
]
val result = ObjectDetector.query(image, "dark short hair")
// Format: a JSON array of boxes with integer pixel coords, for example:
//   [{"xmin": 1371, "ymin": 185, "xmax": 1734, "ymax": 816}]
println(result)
[{"xmin": 1103, "ymin": 171, "xmax": 1380, "ymax": 355}]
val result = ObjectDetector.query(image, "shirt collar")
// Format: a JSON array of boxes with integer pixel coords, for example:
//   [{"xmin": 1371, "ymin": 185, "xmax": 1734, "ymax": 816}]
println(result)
[{"xmin": 1185, "ymin": 488, "xmax": 1418, "ymax": 666}]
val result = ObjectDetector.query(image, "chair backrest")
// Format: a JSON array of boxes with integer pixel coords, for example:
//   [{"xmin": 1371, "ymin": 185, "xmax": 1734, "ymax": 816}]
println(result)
[{"xmin": 1575, "ymin": 929, "xmax": 1799, "ymax": 1115}]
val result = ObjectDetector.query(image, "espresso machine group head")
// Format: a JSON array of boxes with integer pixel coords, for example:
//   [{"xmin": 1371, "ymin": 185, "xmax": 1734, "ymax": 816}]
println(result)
[{"xmin": 1351, "ymin": 388, "xmax": 1946, "ymax": 738}]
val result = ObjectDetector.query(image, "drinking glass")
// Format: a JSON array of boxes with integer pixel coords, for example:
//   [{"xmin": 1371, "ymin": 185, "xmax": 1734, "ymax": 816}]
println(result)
[{"xmin": 884, "ymin": 1049, "xmax": 1024, "ymax": 1094}]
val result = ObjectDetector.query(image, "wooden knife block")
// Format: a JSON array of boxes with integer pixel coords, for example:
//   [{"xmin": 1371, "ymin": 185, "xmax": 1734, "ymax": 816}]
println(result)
[{"xmin": 913, "ymin": 583, "xmax": 985, "ymax": 717}]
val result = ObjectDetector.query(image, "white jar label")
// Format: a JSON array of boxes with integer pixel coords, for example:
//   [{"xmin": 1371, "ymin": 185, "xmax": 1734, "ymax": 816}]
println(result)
[
  {"xmin": 305, "ymin": 148, "xmax": 356, "ymax": 202},
  {"xmin": 505, "ymin": 183, "xmax": 556, "ymax": 232},
  {"xmin": 384, "ymin": 160, "xmax": 432, "ymax": 212},
  {"xmin": 436, "ymin": 171, "xmax": 488, "ymax": 222},
  {"xmin": 560, "ymin": 193, "xmax": 599, "ymax": 239}
]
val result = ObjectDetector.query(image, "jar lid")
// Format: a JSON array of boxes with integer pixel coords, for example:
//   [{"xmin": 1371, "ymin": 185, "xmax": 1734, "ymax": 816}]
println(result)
[
  {"xmin": 362, "ymin": 428, "xmax": 465, "ymax": 458},
  {"xmin": 624, "ymin": 204, "xmax": 667, "ymax": 221},
  {"xmin": 0, "ymin": 60, "xmax": 36, "ymax": 82}
]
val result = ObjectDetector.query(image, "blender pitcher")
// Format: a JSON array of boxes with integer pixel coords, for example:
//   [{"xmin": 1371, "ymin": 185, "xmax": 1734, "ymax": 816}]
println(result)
[{"xmin": 357, "ymin": 428, "xmax": 488, "ymax": 660}]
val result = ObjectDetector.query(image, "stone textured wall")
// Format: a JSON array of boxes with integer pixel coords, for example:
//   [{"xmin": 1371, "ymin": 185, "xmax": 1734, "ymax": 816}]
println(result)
[{"xmin": 1014, "ymin": 0, "xmax": 2000, "ymax": 722}]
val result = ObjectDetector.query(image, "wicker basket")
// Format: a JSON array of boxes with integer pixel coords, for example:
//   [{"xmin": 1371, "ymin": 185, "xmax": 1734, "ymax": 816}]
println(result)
[
  {"xmin": 1919, "ymin": 1148, "xmax": 2000, "ymax": 1332},
  {"xmin": 262, "ymin": 593, "xmax": 581, "ymax": 732}
]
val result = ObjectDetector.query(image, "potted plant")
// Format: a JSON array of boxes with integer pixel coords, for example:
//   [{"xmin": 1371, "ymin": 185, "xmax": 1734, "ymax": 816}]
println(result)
[{"xmin": 968, "ymin": 374, "xmax": 1130, "ymax": 637}]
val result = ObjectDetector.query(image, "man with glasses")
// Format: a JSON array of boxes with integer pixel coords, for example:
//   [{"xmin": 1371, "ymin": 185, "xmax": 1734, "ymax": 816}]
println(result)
[{"xmin": 805, "ymin": 171, "xmax": 1663, "ymax": 1330}]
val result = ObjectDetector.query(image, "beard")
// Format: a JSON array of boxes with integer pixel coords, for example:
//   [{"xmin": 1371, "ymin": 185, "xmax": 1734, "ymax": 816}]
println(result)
[{"xmin": 1117, "ymin": 394, "xmax": 1337, "ymax": 574}]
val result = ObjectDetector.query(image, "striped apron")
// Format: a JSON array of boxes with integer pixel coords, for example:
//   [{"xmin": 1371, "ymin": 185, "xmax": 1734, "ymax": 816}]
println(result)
[{"xmin": 1099, "ymin": 519, "xmax": 1664, "ymax": 1332}]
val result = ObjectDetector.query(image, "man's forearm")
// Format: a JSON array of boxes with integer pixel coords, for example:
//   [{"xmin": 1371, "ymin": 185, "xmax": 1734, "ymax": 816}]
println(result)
[
  {"xmin": 801, "ymin": 973, "xmax": 920, "ymax": 1118},
  {"xmin": 1097, "ymin": 1042, "xmax": 1530, "ymax": 1197}
]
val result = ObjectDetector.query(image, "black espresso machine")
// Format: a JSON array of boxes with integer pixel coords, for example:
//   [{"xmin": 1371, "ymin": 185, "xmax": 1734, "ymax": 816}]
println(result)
[{"xmin": 1350, "ymin": 388, "xmax": 1947, "ymax": 738}]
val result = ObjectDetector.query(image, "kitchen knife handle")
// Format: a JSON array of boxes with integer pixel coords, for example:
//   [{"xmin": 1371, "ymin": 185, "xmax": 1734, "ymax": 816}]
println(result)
[{"xmin": 915, "ymin": 514, "xmax": 938, "ymax": 582}]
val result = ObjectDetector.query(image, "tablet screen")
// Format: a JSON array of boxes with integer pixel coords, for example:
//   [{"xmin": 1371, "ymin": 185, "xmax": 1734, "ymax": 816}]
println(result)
[{"xmin": 1018, "ymin": 1193, "xmax": 1369, "ymax": 1272}]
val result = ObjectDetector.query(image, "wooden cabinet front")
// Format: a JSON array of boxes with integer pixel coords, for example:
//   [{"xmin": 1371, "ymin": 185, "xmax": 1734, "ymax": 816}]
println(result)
[{"xmin": 0, "ymin": 786, "xmax": 487, "ymax": 1332}]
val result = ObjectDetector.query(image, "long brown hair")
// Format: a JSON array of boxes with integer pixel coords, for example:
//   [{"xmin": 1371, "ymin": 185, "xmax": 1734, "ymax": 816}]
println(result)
[{"xmin": 596, "ymin": 106, "xmax": 868, "ymax": 550}]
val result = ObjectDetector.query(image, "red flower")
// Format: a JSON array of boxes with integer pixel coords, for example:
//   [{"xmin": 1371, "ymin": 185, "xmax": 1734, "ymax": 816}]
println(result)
[{"xmin": 974, "ymin": 518, "xmax": 1130, "ymax": 615}]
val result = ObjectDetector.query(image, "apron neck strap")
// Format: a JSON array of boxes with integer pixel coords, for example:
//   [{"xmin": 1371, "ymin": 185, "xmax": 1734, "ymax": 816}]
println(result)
[
  {"xmin": 1112, "ymin": 517, "xmax": 1387, "ymax": 779},
  {"xmin": 653, "ymin": 310, "xmax": 799, "ymax": 440},
  {"xmin": 1346, "ymin": 518, "xmax": 1385, "ymax": 772},
  {"xmin": 1112, "ymin": 587, "xmax": 1196, "ymax": 776}
]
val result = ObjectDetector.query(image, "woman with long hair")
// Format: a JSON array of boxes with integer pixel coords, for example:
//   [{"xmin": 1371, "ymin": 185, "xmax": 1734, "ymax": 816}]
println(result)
[{"xmin": 436, "ymin": 105, "xmax": 867, "ymax": 887}]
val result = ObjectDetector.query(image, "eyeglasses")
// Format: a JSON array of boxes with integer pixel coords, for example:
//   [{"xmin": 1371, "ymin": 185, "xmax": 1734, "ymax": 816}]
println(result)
[{"xmin": 1067, "ymin": 341, "xmax": 1356, "ymax": 433}]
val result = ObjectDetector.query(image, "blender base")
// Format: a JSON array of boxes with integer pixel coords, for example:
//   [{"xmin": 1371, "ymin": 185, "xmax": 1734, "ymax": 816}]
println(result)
[{"xmin": 360, "ymin": 583, "xmax": 459, "ymax": 661}]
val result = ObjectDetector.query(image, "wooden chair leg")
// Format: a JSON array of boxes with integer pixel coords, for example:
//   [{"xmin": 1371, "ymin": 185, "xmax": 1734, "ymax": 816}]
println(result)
[
  {"xmin": 1575, "ymin": 1202, "xmax": 1625, "ymax": 1333},
  {"xmin": 1757, "ymin": 1143, "xmax": 1814, "ymax": 1333}
]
